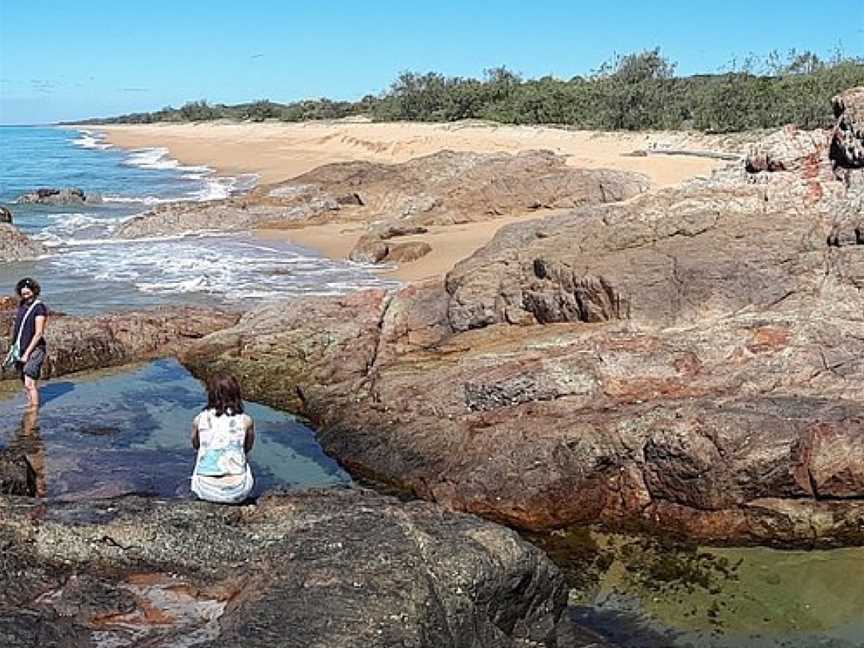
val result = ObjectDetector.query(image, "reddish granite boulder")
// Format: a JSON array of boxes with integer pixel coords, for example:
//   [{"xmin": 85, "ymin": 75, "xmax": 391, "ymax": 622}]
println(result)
[
  {"xmin": 831, "ymin": 86, "xmax": 864, "ymax": 168},
  {"xmin": 181, "ymin": 90, "xmax": 864, "ymax": 547}
]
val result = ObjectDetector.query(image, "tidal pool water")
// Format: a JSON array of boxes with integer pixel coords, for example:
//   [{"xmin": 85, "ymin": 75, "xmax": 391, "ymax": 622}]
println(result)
[
  {"xmin": 532, "ymin": 529, "xmax": 864, "ymax": 648},
  {"xmin": 0, "ymin": 359, "xmax": 350, "ymax": 500}
]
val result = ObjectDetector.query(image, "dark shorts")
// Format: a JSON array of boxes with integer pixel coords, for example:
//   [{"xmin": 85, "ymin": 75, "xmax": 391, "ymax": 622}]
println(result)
[{"xmin": 15, "ymin": 346, "xmax": 46, "ymax": 381}]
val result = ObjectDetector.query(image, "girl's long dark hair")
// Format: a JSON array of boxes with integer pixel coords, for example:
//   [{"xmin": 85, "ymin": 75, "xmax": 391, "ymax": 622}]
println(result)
[{"xmin": 205, "ymin": 373, "xmax": 244, "ymax": 416}]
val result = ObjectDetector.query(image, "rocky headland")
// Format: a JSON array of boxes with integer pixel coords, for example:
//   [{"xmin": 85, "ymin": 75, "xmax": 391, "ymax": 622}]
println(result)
[{"xmin": 178, "ymin": 88, "xmax": 864, "ymax": 547}]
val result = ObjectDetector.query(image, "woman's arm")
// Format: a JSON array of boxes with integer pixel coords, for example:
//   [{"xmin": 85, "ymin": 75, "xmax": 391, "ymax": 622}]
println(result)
[
  {"xmin": 244, "ymin": 419, "xmax": 255, "ymax": 454},
  {"xmin": 21, "ymin": 314, "xmax": 46, "ymax": 361}
]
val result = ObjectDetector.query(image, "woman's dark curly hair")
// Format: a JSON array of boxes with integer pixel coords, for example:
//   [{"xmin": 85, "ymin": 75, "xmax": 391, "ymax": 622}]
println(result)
[
  {"xmin": 15, "ymin": 277, "xmax": 41, "ymax": 299},
  {"xmin": 205, "ymin": 373, "xmax": 245, "ymax": 417}
]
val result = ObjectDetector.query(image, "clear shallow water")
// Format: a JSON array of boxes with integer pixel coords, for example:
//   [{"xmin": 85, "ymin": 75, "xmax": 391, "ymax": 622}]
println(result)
[
  {"xmin": 532, "ymin": 530, "xmax": 864, "ymax": 648},
  {"xmin": 0, "ymin": 126, "xmax": 396, "ymax": 314},
  {"xmin": 0, "ymin": 359, "xmax": 350, "ymax": 499}
]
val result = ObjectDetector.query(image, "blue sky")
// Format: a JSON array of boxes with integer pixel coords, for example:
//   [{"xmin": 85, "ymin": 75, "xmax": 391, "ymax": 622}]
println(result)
[{"xmin": 1, "ymin": 0, "xmax": 862, "ymax": 124}]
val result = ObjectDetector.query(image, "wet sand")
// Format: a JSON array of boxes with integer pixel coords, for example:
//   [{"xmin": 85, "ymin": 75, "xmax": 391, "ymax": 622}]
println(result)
[{"xmin": 257, "ymin": 212, "xmax": 546, "ymax": 283}]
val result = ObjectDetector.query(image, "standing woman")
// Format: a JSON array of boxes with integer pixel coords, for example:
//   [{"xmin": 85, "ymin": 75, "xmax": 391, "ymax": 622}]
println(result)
[
  {"xmin": 11, "ymin": 278, "xmax": 48, "ymax": 409},
  {"xmin": 190, "ymin": 373, "xmax": 255, "ymax": 504}
]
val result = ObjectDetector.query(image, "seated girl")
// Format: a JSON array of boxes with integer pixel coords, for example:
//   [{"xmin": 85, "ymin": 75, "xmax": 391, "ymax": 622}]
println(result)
[{"xmin": 190, "ymin": 373, "xmax": 255, "ymax": 503}]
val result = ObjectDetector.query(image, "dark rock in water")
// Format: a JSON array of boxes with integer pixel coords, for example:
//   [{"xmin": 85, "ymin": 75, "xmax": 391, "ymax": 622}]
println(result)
[
  {"xmin": 0, "ymin": 450, "xmax": 36, "ymax": 496},
  {"xmin": 181, "ymin": 88, "xmax": 864, "ymax": 547},
  {"xmin": 15, "ymin": 187, "xmax": 102, "ymax": 205},
  {"xmin": 0, "ymin": 490, "xmax": 569, "ymax": 647},
  {"xmin": 0, "ymin": 306, "xmax": 239, "ymax": 382},
  {"xmin": 0, "ymin": 223, "xmax": 47, "ymax": 262},
  {"xmin": 0, "ymin": 205, "xmax": 12, "ymax": 224},
  {"xmin": 831, "ymin": 86, "xmax": 864, "ymax": 168}
]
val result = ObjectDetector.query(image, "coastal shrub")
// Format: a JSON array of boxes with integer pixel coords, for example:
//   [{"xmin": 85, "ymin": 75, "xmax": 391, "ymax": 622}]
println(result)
[
  {"xmin": 74, "ymin": 49, "xmax": 864, "ymax": 132},
  {"xmin": 178, "ymin": 100, "xmax": 220, "ymax": 122},
  {"xmin": 243, "ymin": 100, "xmax": 280, "ymax": 122}
]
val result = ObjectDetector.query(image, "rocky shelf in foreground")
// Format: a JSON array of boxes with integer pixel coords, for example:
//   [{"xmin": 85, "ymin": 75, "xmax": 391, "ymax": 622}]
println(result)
[
  {"xmin": 180, "ymin": 88, "xmax": 864, "ymax": 547},
  {"xmin": 0, "ymin": 489, "xmax": 571, "ymax": 647}
]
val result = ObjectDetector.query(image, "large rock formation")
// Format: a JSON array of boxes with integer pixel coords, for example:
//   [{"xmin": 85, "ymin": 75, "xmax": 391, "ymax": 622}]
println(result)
[
  {"xmin": 114, "ymin": 150, "xmax": 650, "ymax": 246},
  {"xmin": 180, "ymin": 90, "xmax": 864, "ymax": 547},
  {"xmin": 0, "ymin": 223, "xmax": 47, "ymax": 261},
  {"xmin": 1, "ymin": 306, "xmax": 239, "ymax": 381},
  {"xmin": 15, "ymin": 187, "xmax": 102, "ymax": 205},
  {"xmin": 0, "ymin": 489, "xmax": 570, "ymax": 647},
  {"xmin": 832, "ymin": 87, "xmax": 864, "ymax": 168}
]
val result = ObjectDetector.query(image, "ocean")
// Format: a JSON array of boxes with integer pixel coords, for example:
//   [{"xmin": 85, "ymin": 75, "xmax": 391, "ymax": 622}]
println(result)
[{"xmin": 0, "ymin": 126, "xmax": 396, "ymax": 314}]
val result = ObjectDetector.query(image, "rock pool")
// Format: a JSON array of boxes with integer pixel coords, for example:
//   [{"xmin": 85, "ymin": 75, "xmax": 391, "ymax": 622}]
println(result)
[
  {"xmin": 531, "ymin": 529, "xmax": 864, "ymax": 647},
  {"xmin": 0, "ymin": 358, "xmax": 350, "ymax": 500}
]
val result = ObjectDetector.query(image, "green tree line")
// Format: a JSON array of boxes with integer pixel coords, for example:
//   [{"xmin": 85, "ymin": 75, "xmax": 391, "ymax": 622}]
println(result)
[{"xmin": 74, "ymin": 49, "xmax": 864, "ymax": 132}]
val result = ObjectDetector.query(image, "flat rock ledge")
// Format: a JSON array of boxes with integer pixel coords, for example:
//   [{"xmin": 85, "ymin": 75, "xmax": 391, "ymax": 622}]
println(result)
[
  {"xmin": 0, "ymin": 306, "xmax": 239, "ymax": 381},
  {"xmin": 0, "ymin": 489, "xmax": 569, "ymax": 648}
]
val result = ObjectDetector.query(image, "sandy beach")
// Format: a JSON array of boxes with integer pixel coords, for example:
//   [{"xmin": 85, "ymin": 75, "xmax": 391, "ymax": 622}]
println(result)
[
  {"xmin": 257, "ymin": 213, "xmax": 547, "ymax": 283},
  {"xmin": 97, "ymin": 120, "xmax": 734, "ymax": 281}
]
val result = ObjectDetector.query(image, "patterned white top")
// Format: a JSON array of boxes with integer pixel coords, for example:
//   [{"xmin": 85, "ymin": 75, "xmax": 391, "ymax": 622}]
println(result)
[{"xmin": 193, "ymin": 409, "xmax": 252, "ymax": 478}]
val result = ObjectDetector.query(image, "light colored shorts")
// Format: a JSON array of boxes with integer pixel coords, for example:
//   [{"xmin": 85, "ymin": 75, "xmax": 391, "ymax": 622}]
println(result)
[{"xmin": 191, "ymin": 465, "xmax": 254, "ymax": 504}]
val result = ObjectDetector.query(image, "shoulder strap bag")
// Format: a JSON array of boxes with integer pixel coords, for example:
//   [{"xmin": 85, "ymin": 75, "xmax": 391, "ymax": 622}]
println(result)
[{"xmin": 3, "ymin": 300, "xmax": 41, "ymax": 369}]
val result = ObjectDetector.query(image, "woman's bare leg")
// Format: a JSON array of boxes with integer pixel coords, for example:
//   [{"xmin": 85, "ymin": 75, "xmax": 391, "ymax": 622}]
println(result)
[{"xmin": 23, "ymin": 375, "xmax": 39, "ymax": 409}]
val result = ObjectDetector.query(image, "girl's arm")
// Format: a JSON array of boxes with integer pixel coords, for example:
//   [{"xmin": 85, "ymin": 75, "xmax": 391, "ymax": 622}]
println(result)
[{"xmin": 244, "ymin": 419, "xmax": 255, "ymax": 454}]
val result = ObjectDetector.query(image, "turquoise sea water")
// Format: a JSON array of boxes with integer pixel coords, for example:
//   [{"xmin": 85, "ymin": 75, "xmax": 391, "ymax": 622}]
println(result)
[{"xmin": 0, "ymin": 126, "xmax": 395, "ymax": 313}]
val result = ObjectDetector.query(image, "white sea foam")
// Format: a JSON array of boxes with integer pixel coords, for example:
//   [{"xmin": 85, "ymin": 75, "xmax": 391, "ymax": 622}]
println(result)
[
  {"xmin": 102, "ymin": 194, "xmax": 174, "ymax": 206},
  {"xmin": 43, "ymin": 233, "xmax": 398, "ymax": 304},
  {"xmin": 121, "ymin": 147, "xmax": 259, "ymax": 202},
  {"xmin": 31, "ymin": 212, "xmax": 128, "ymax": 244},
  {"xmin": 71, "ymin": 129, "xmax": 112, "ymax": 150},
  {"xmin": 22, "ymin": 132, "xmax": 391, "ymax": 309}
]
